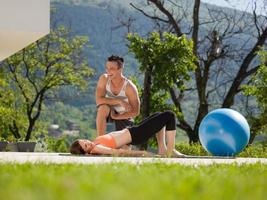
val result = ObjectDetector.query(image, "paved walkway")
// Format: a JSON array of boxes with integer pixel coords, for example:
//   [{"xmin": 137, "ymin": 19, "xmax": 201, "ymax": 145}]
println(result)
[{"xmin": 0, "ymin": 152, "xmax": 267, "ymax": 165}]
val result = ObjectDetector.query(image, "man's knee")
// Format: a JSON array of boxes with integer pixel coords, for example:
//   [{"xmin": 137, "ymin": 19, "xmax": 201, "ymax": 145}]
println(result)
[{"xmin": 97, "ymin": 104, "xmax": 111, "ymax": 117}]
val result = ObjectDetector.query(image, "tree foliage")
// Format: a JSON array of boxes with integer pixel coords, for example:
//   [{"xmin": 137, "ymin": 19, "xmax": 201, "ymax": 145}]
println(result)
[
  {"xmin": 128, "ymin": 32, "xmax": 196, "ymax": 120},
  {"xmin": 124, "ymin": 0, "xmax": 267, "ymax": 143},
  {"xmin": 243, "ymin": 50, "xmax": 267, "ymax": 141},
  {"xmin": 0, "ymin": 67, "xmax": 29, "ymax": 140},
  {"xmin": 0, "ymin": 26, "xmax": 94, "ymax": 141}
]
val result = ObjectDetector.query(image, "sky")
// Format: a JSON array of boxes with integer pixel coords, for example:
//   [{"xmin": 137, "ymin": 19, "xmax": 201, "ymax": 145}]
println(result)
[{"xmin": 201, "ymin": 0, "xmax": 266, "ymax": 15}]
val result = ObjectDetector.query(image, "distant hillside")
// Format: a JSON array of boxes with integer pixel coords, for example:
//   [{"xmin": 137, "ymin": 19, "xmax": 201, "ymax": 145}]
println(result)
[
  {"xmin": 38, "ymin": 0, "xmax": 259, "ymax": 136},
  {"xmin": 52, "ymin": 0, "xmax": 152, "ymax": 76},
  {"xmin": 50, "ymin": 1, "xmax": 153, "ymax": 106},
  {"xmin": 51, "ymin": 0, "xmax": 252, "ymax": 75},
  {"xmin": 49, "ymin": 0, "xmax": 254, "ymax": 107}
]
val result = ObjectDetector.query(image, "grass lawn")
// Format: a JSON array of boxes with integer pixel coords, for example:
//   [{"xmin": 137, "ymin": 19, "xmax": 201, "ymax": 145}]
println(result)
[{"xmin": 0, "ymin": 163, "xmax": 266, "ymax": 200}]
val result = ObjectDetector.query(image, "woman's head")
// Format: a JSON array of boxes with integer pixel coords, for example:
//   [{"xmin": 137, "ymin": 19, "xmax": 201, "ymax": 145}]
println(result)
[{"xmin": 70, "ymin": 139, "xmax": 95, "ymax": 154}]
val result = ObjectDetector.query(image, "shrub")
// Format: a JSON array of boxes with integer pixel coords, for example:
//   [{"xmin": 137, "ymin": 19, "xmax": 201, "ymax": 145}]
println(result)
[
  {"xmin": 175, "ymin": 142, "xmax": 267, "ymax": 157},
  {"xmin": 176, "ymin": 142, "xmax": 208, "ymax": 156},
  {"xmin": 238, "ymin": 143, "xmax": 267, "ymax": 158},
  {"xmin": 45, "ymin": 137, "xmax": 69, "ymax": 153}
]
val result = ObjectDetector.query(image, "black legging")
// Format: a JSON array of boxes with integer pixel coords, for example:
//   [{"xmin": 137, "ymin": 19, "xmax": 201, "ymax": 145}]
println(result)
[{"xmin": 128, "ymin": 111, "xmax": 176, "ymax": 145}]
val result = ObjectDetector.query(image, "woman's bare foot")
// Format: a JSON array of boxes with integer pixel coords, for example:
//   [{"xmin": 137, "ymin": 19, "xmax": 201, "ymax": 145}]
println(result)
[
  {"xmin": 158, "ymin": 149, "xmax": 167, "ymax": 156},
  {"xmin": 172, "ymin": 149, "xmax": 187, "ymax": 158},
  {"xmin": 157, "ymin": 149, "xmax": 187, "ymax": 158}
]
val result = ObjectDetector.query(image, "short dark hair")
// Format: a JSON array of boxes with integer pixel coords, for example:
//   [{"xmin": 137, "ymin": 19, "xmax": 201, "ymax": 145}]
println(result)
[
  {"xmin": 107, "ymin": 55, "xmax": 124, "ymax": 68},
  {"xmin": 70, "ymin": 140, "xmax": 85, "ymax": 154}
]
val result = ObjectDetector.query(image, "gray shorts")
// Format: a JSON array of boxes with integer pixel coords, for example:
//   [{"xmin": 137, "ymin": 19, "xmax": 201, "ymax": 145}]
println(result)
[
  {"xmin": 112, "ymin": 118, "xmax": 134, "ymax": 131},
  {"xmin": 97, "ymin": 104, "xmax": 134, "ymax": 131}
]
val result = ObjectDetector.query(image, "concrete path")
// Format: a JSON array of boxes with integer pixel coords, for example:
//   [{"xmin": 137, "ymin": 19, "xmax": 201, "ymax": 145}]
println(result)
[{"xmin": 0, "ymin": 152, "xmax": 267, "ymax": 165}]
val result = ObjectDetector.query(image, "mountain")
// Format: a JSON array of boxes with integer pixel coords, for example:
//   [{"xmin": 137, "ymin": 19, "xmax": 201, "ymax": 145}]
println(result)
[
  {"xmin": 51, "ymin": 0, "xmax": 152, "ymax": 76},
  {"xmin": 41, "ymin": 0, "xmax": 258, "ymax": 134},
  {"xmin": 50, "ymin": 0, "xmax": 255, "ymax": 107},
  {"xmin": 51, "ymin": 0, "xmax": 253, "ymax": 77}
]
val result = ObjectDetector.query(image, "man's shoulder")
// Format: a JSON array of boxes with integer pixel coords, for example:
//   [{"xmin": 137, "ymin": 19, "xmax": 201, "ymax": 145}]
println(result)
[
  {"xmin": 98, "ymin": 74, "xmax": 109, "ymax": 82},
  {"xmin": 96, "ymin": 74, "xmax": 109, "ymax": 90},
  {"xmin": 126, "ymin": 79, "xmax": 137, "ymax": 89},
  {"xmin": 125, "ymin": 79, "xmax": 138, "ymax": 95}
]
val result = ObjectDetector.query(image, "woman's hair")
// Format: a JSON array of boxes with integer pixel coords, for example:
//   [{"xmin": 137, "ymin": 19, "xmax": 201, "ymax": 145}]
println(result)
[
  {"xmin": 70, "ymin": 140, "xmax": 85, "ymax": 154},
  {"xmin": 107, "ymin": 55, "xmax": 124, "ymax": 68}
]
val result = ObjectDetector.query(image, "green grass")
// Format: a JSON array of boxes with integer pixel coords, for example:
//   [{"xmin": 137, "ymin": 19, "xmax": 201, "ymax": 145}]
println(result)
[{"xmin": 0, "ymin": 163, "xmax": 267, "ymax": 200}]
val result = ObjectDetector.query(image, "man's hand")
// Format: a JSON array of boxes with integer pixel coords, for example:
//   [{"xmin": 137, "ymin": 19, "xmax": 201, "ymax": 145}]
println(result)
[
  {"xmin": 118, "ymin": 100, "xmax": 132, "ymax": 112},
  {"xmin": 110, "ymin": 109, "xmax": 120, "ymax": 120}
]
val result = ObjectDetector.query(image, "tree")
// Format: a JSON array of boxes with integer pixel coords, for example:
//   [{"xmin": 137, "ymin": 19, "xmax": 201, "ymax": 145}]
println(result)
[
  {"xmin": 127, "ymin": 32, "xmax": 196, "ymax": 149},
  {"xmin": 121, "ymin": 0, "xmax": 267, "ymax": 143},
  {"xmin": 127, "ymin": 32, "xmax": 196, "ymax": 119},
  {"xmin": 0, "ymin": 26, "xmax": 94, "ymax": 141},
  {"xmin": 0, "ymin": 70, "xmax": 18, "ymax": 139},
  {"xmin": 243, "ymin": 50, "xmax": 267, "ymax": 143},
  {"xmin": 0, "ymin": 67, "xmax": 29, "ymax": 140}
]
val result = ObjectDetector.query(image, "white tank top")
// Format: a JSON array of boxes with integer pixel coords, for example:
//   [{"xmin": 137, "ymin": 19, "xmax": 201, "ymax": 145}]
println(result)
[{"xmin": 105, "ymin": 78, "xmax": 129, "ymax": 113}]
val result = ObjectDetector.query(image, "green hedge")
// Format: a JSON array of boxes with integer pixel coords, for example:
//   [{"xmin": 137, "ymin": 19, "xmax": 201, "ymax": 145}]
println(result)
[{"xmin": 176, "ymin": 142, "xmax": 267, "ymax": 158}]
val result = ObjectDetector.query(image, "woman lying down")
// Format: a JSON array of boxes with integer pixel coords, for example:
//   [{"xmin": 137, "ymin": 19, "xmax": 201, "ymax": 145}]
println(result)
[{"xmin": 70, "ymin": 111, "xmax": 186, "ymax": 157}]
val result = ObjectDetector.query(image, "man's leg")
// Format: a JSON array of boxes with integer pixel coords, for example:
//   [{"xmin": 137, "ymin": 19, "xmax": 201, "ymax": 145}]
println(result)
[
  {"xmin": 156, "ymin": 127, "xmax": 167, "ymax": 155},
  {"xmin": 96, "ymin": 105, "xmax": 111, "ymax": 136},
  {"xmin": 115, "ymin": 119, "xmax": 134, "ymax": 131}
]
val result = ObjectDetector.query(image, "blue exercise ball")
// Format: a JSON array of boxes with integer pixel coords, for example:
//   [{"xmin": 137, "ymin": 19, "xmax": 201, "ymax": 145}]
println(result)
[{"xmin": 199, "ymin": 108, "xmax": 250, "ymax": 156}]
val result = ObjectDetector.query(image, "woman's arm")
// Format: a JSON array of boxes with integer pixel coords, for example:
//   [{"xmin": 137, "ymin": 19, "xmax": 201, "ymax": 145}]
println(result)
[{"xmin": 90, "ymin": 144, "xmax": 154, "ymax": 157}]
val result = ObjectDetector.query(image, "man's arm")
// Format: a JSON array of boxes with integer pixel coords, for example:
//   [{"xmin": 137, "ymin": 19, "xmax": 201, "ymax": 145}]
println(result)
[
  {"xmin": 111, "ymin": 81, "xmax": 140, "ymax": 120},
  {"xmin": 95, "ymin": 74, "xmax": 121, "ymax": 106}
]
